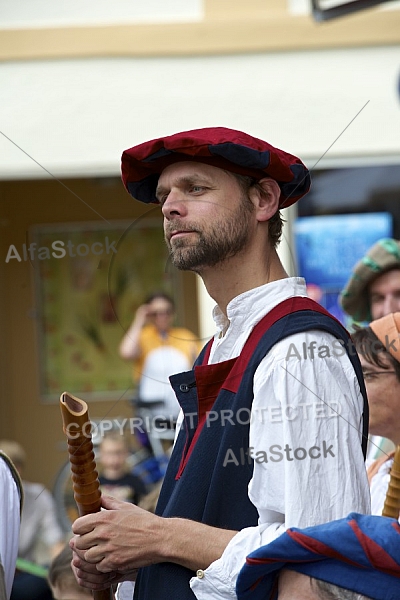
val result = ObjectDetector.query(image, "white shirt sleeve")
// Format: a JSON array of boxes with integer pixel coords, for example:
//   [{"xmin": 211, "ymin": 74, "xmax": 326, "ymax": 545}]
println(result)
[
  {"xmin": 190, "ymin": 330, "xmax": 371, "ymax": 600},
  {"xmin": 0, "ymin": 459, "xmax": 20, "ymax": 599}
]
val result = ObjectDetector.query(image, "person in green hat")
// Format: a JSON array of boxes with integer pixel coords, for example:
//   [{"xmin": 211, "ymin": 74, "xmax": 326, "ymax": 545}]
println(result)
[
  {"xmin": 340, "ymin": 238, "xmax": 400, "ymax": 323},
  {"xmin": 341, "ymin": 238, "xmax": 400, "ymax": 466}
]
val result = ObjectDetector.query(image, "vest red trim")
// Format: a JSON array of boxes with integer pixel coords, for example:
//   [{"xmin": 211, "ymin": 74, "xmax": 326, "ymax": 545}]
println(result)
[{"xmin": 176, "ymin": 297, "xmax": 334, "ymax": 479}]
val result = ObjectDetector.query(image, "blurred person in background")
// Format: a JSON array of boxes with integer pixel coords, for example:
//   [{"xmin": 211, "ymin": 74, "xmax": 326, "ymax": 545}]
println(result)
[
  {"xmin": 48, "ymin": 545, "xmax": 92, "ymax": 600},
  {"xmin": 119, "ymin": 292, "xmax": 199, "ymax": 422},
  {"xmin": 340, "ymin": 237, "xmax": 400, "ymax": 462},
  {"xmin": 340, "ymin": 238, "xmax": 400, "ymax": 323},
  {"xmin": 353, "ymin": 312, "xmax": 400, "ymax": 515},
  {"xmin": 0, "ymin": 440, "xmax": 64, "ymax": 600},
  {"xmin": 98, "ymin": 432, "xmax": 147, "ymax": 504},
  {"xmin": 0, "ymin": 449, "xmax": 22, "ymax": 600}
]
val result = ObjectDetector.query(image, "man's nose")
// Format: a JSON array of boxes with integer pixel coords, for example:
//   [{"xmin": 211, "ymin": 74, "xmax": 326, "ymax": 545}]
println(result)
[{"xmin": 161, "ymin": 189, "xmax": 188, "ymax": 219}]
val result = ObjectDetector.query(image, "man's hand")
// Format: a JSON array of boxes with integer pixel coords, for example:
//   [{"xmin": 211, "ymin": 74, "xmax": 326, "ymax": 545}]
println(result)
[
  {"xmin": 71, "ymin": 495, "xmax": 167, "ymax": 575},
  {"xmin": 71, "ymin": 493, "xmax": 237, "ymax": 582},
  {"xmin": 70, "ymin": 549, "xmax": 134, "ymax": 591}
]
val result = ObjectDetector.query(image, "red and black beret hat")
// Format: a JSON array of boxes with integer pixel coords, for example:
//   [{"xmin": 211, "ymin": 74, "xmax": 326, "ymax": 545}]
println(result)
[
  {"xmin": 121, "ymin": 127, "xmax": 310, "ymax": 208},
  {"xmin": 236, "ymin": 513, "xmax": 400, "ymax": 600}
]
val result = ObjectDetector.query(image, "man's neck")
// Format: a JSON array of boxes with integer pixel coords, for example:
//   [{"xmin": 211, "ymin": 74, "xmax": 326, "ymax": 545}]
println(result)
[{"xmin": 200, "ymin": 247, "xmax": 288, "ymax": 315}]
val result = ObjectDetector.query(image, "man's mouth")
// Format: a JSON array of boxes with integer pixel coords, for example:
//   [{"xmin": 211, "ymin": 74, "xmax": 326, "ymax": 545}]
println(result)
[{"xmin": 168, "ymin": 229, "xmax": 197, "ymax": 241}]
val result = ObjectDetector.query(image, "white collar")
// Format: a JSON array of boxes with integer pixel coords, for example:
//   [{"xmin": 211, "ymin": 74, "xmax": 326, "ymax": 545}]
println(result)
[{"xmin": 212, "ymin": 277, "xmax": 307, "ymax": 336}]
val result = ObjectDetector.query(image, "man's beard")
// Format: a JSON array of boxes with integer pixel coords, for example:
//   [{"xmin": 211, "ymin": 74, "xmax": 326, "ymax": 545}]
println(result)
[{"xmin": 165, "ymin": 196, "xmax": 254, "ymax": 272}]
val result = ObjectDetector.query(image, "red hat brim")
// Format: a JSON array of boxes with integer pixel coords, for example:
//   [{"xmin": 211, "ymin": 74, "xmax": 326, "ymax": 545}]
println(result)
[{"xmin": 121, "ymin": 127, "xmax": 310, "ymax": 208}]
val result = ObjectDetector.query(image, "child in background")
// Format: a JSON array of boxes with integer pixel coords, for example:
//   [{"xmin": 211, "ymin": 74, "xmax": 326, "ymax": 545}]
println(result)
[
  {"xmin": 48, "ymin": 544, "xmax": 92, "ymax": 600},
  {"xmin": 98, "ymin": 433, "xmax": 147, "ymax": 504}
]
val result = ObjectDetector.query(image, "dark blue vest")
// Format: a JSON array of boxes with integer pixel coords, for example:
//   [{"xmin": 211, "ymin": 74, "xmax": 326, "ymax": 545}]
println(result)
[{"xmin": 133, "ymin": 298, "xmax": 368, "ymax": 600}]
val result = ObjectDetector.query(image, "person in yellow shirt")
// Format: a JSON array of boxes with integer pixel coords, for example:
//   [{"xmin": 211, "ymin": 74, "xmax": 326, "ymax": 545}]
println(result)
[{"xmin": 119, "ymin": 292, "xmax": 199, "ymax": 421}]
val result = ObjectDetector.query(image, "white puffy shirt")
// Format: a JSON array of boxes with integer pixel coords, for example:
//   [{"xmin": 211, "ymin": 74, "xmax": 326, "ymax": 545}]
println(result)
[
  {"xmin": 0, "ymin": 458, "xmax": 20, "ymax": 599},
  {"xmin": 190, "ymin": 277, "xmax": 370, "ymax": 599}
]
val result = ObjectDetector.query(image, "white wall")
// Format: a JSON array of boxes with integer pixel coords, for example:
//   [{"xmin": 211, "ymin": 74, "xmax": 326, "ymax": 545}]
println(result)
[
  {"xmin": 0, "ymin": 0, "xmax": 202, "ymax": 27},
  {"xmin": 0, "ymin": 46, "xmax": 399, "ymax": 182}
]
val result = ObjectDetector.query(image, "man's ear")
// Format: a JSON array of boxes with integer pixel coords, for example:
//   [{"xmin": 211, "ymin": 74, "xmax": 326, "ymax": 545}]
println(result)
[{"xmin": 249, "ymin": 178, "xmax": 280, "ymax": 222}]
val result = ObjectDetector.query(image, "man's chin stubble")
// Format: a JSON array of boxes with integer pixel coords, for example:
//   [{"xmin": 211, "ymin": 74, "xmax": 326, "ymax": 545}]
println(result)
[
  {"xmin": 169, "ymin": 249, "xmax": 206, "ymax": 272},
  {"xmin": 166, "ymin": 238, "xmax": 203, "ymax": 271}
]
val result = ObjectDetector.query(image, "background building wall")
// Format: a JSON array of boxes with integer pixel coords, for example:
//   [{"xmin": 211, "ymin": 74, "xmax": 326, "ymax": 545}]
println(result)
[{"xmin": 0, "ymin": 178, "xmax": 198, "ymax": 487}]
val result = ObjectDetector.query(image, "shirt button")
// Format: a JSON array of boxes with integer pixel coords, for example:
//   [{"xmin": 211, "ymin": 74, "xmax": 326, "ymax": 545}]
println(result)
[
  {"xmin": 179, "ymin": 384, "xmax": 190, "ymax": 392},
  {"xmin": 196, "ymin": 569, "xmax": 205, "ymax": 579}
]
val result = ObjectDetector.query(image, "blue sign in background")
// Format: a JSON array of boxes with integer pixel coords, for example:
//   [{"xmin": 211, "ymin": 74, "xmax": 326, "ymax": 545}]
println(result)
[{"xmin": 294, "ymin": 212, "xmax": 393, "ymax": 324}]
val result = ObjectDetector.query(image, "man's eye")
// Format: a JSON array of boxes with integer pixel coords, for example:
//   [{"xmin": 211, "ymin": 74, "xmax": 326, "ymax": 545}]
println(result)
[
  {"xmin": 191, "ymin": 185, "xmax": 204, "ymax": 193},
  {"xmin": 363, "ymin": 373, "xmax": 376, "ymax": 382}
]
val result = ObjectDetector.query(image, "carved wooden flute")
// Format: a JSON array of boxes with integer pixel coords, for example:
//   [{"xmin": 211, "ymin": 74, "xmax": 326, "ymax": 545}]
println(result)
[
  {"xmin": 60, "ymin": 391, "xmax": 113, "ymax": 600},
  {"xmin": 382, "ymin": 445, "xmax": 400, "ymax": 519}
]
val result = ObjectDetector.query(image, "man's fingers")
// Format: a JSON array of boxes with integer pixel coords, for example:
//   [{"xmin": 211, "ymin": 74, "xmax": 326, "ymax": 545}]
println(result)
[
  {"xmin": 72, "ymin": 496, "xmax": 133, "ymax": 538},
  {"xmin": 72, "ymin": 552, "xmax": 101, "ymax": 573},
  {"xmin": 95, "ymin": 560, "xmax": 114, "ymax": 574},
  {"xmin": 70, "ymin": 534, "xmax": 96, "ymax": 557},
  {"xmin": 73, "ymin": 546, "xmax": 106, "ymax": 573},
  {"xmin": 71, "ymin": 557, "xmax": 116, "ymax": 589},
  {"xmin": 72, "ymin": 514, "xmax": 97, "ymax": 535},
  {"xmin": 101, "ymin": 494, "xmax": 127, "ymax": 510},
  {"xmin": 74, "ymin": 571, "xmax": 115, "ymax": 591}
]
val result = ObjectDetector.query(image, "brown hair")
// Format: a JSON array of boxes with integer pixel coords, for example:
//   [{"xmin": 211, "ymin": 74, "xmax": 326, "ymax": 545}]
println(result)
[
  {"xmin": 352, "ymin": 326, "xmax": 400, "ymax": 380},
  {"xmin": 48, "ymin": 544, "xmax": 90, "ymax": 595},
  {"xmin": 233, "ymin": 174, "xmax": 284, "ymax": 248},
  {"xmin": 99, "ymin": 431, "xmax": 131, "ymax": 449},
  {"xmin": 144, "ymin": 291, "xmax": 175, "ymax": 309}
]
